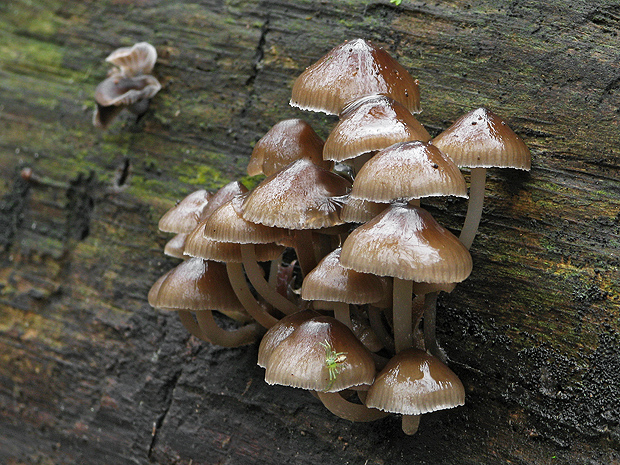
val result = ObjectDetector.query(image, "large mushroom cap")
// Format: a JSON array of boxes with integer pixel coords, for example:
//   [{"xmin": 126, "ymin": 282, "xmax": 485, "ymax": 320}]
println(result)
[
  {"xmin": 248, "ymin": 119, "xmax": 330, "ymax": 176},
  {"xmin": 301, "ymin": 248, "xmax": 388, "ymax": 305},
  {"xmin": 290, "ymin": 39, "xmax": 421, "ymax": 116},
  {"xmin": 324, "ymin": 94, "xmax": 430, "ymax": 162},
  {"xmin": 365, "ymin": 348, "xmax": 465, "ymax": 415},
  {"xmin": 264, "ymin": 315, "xmax": 376, "ymax": 392},
  {"xmin": 240, "ymin": 159, "xmax": 351, "ymax": 230},
  {"xmin": 431, "ymin": 107, "xmax": 531, "ymax": 170},
  {"xmin": 257, "ymin": 309, "xmax": 320, "ymax": 368},
  {"xmin": 201, "ymin": 199, "xmax": 288, "ymax": 245},
  {"xmin": 340, "ymin": 203, "xmax": 472, "ymax": 283},
  {"xmin": 105, "ymin": 42, "xmax": 158, "ymax": 77},
  {"xmin": 350, "ymin": 141, "xmax": 468, "ymax": 202},
  {"xmin": 158, "ymin": 189, "xmax": 212, "ymax": 234},
  {"xmin": 150, "ymin": 257, "xmax": 245, "ymax": 314}
]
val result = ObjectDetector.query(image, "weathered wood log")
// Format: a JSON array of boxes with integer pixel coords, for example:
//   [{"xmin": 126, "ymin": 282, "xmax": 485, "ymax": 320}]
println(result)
[{"xmin": 1, "ymin": 0, "xmax": 619, "ymax": 464}]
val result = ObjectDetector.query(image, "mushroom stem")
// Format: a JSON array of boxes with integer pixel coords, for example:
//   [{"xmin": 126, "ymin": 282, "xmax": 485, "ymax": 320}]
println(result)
[
  {"xmin": 402, "ymin": 414, "xmax": 421, "ymax": 435},
  {"xmin": 240, "ymin": 244, "xmax": 298, "ymax": 315},
  {"xmin": 368, "ymin": 306, "xmax": 395, "ymax": 354},
  {"xmin": 294, "ymin": 229, "xmax": 318, "ymax": 276},
  {"xmin": 269, "ymin": 256, "xmax": 282, "ymax": 286},
  {"xmin": 226, "ymin": 261, "xmax": 279, "ymax": 329},
  {"xmin": 459, "ymin": 167, "xmax": 487, "ymax": 250},
  {"xmin": 393, "ymin": 278, "xmax": 414, "ymax": 353},
  {"xmin": 177, "ymin": 310, "xmax": 209, "ymax": 342},
  {"xmin": 333, "ymin": 301, "xmax": 352, "ymax": 329},
  {"xmin": 317, "ymin": 391, "xmax": 388, "ymax": 422},
  {"xmin": 195, "ymin": 310, "xmax": 262, "ymax": 347},
  {"xmin": 423, "ymin": 292, "xmax": 447, "ymax": 362}
]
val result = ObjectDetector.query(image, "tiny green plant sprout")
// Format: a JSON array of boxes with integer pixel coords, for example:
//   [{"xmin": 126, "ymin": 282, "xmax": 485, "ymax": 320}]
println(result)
[{"xmin": 319, "ymin": 340, "xmax": 347, "ymax": 390}]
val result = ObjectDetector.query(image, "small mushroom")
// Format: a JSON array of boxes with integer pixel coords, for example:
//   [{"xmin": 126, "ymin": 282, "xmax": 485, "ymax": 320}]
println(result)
[
  {"xmin": 248, "ymin": 119, "xmax": 330, "ymax": 176},
  {"xmin": 365, "ymin": 348, "xmax": 465, "ymax": 435},
  {"xmin": 340, "ymin": 203, "xmax": 472, "ymax": 353},
  {"xmin": 323, "ymin": 94, "xmax": 430, "ymax": 165},
  {"xmin": 431, "ymin": 107, "xmax": 531, "ymax": 249},
  {"xmin": 93, "ymin": 42, "xmax": 161, "ymax": 129}
]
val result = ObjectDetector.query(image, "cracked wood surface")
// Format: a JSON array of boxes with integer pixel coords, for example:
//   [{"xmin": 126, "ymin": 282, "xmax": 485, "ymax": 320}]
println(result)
[{"xmin": 0, "ymin": 0, "xmax": 619, "ymax": 464}]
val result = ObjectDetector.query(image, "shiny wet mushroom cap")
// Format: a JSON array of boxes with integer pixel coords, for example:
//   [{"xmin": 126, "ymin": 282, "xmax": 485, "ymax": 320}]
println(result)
[
  {"xmin": 324, "ymin": 94, "xmax": 430, "ymax": 162},
  {"xmin": 431, "ymin": 107, "xmax": 531, "ymax": 170},
  {"xmin": 239, "ymin": 159, "xmax": 351, "ymax": 230},
  {"xmin": 366, "ymin": 348, "xmax": 465, "ymax": 415},
  {"xmin": 264, "ymin": 315, "xmax": 376, "ymax": 392},
  {"xmin": 248, "ymin": 119, "xmax": 330, "ymax": 176},
  {"xmin": 290, "ymin": 38, "xmax": 421, "ymax": 116},
  {"xmin": 350, "ymin": 141, "xmax": 467, "ymax": 202},
  {"xmin": 158, "ymin": 189, "xmax": 212, "ymax": 234},
  {"xmin": 341, "ymin": 203, "xmax": 472, "ymax": 283}
]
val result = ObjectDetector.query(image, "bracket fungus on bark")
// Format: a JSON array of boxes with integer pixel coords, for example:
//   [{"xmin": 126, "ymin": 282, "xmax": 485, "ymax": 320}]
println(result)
[
  {"xmin": 147, "ymin": 37, "xmax": 531, "ymax": 435},
  {"xmin": 93, "ymin": 42, "xmax": 161, "ymax": 129}
]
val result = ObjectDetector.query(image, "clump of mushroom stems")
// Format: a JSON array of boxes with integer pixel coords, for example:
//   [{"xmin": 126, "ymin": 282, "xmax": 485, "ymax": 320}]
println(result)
[{"xmin": 146, "ymin": 38, "xmax": 530, "ymax": 435}]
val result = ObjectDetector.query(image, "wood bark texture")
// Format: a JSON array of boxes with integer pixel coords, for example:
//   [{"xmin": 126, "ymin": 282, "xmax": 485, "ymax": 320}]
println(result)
[{"xmin": 0, "ymin": 1, "xmax": 619, "ymax": 464}]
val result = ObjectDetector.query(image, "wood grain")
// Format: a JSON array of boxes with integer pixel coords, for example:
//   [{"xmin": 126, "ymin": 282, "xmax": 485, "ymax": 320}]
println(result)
[{"xmin": 0, "ymin": 0, "xmax": 619, "ymax": 464}]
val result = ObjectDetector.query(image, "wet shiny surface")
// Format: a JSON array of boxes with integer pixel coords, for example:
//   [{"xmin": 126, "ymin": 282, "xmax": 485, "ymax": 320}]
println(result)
[
  {"xmin": 290, "ymin": 38, "xmax": 421, "ymax": 115},
  {"xmin": 350, "ymin": 141, "xmax": 467, "ymax": 202},
  {"xmin": 431, "ymin": 107, "xmax": 531, "ymax": 169},
  {"xmin": 264, "ymin": 315, "xmax": 376, "ymax": 392},
  {"xmin": 366, "ymin": 348, "xmax": 465, "ymax": 415},
  {"xmin": 340, "ymin": 203, "xmax": 472, "ymax": 282},
  {"xmin": 301, "ymin": 248, "xmax": 388, "ymax": 304},
  {"xmin": 158, "ymin": 189, "xmax": 212, "ymax": 234},
  {"xmin": 248, "ymin": 119, "xmax": 329, "ymax": 176},
  {"xmin": 241, "ymin": 159, "xmax": 351, "ymax": 229},
  {"xmin": 324, "ymin": 94, "xmax": 430, "ymax": 161}
]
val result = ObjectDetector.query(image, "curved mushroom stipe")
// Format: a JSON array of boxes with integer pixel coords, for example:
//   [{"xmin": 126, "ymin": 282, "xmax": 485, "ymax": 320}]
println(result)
[
  {"xmin": 393, "ymin": 278, "xmax": 414, "ymax": 353},
  {"xmin": 459, "ymin": 167, "xmax": 487, "ymax": 250},
  {"xmin": 317, "ymin": 391, "xmax": 388, "ymax": 422},
  {"xmin": 422, "ymin": 292, "xmax": 447, "ymax": 362},
  {"xmin": 195, "ymin": 310, "xmax": 263, "ymax": 347},
  {"xmin": 402, "ymin": 414, "xmax": 421, "ymax": 435},
  {"xmin": 226, "ymin": 262, "xmax": 280, "ymax": 329},
  {"xmin": 367, "ymin": 307, "xmax": 395, "ymax": 354},
  {"xmin": 177, "ymin": 310, "xmax": 210, "ymax": 342},
  {"xmin": 240, "ymin": 244, "xmax": 299, "ymax": 315}
]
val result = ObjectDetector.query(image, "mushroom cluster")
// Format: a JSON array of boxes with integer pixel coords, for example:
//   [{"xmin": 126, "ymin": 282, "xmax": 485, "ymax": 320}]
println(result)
[
  {"xmin": 93, "ymin": 42, "xmax": 161, "ymax": 129},
  {"xmin": 148, "ymin": 38, "xmax": 531, "ymax": 434}
]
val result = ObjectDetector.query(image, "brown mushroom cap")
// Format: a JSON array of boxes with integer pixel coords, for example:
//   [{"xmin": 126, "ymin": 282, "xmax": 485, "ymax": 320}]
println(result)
[
  {"xmin": 365, "ymin": 348, "xmax": 465, "ymax": 415},
  {"xmin": 301, "ymin": 248, "xmax": 388, "ymax": 305},
  {"xmin": 324, "ymin": 94, "xmax": 431, "ymax": 162},
  {"xmin": 431, "ymin": 107, "xmax": 531, "ymax": 170},
  {"xmin": 105, "ymin": 42, "xmax": 158, "ymax": 77},
  {"xmin": 264, "ymin": 315, "xmax": 376, "ymax": 392},
  {"xmin": 257, "ymin": 309, "xmax": 320, "ymax": 368},
  {"xmin": 201, "ymin": 199, "xmax": 288, "ymax": 245},
  {"xmin": 240, "ymin": 159, "xmax": 351, "ymax": 230},
  {"xmin": 350, "ymin": 141, "xmax": 468, "ymax": 202},
  {"xmin": 248, "ymin": 119, "xmax": 330, "ymax": 176},
  {"xmin": 158, "ymin": 189, "xmax": 212, "ymax": 234},
  {"xmin": 150, "ymin": 257, "xmax": 246, "ymax": 316},
  {"xmin": 290, "ymin": 39, "xmax": 421, "ymax": 116},
  {"xmin": 340, "ymin": 196, "xmax": 390, "ymax": 224},
  {"xmin": 163, "ymin": 233, "xmax": 188, "ymax": 259},
  {"xmin": 184, "ymin": 224, "xmax": 285, "ymax": 263},
  {"xmin": 340, "ymin": 203, "xmax": 472, "ymax": 283}
]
